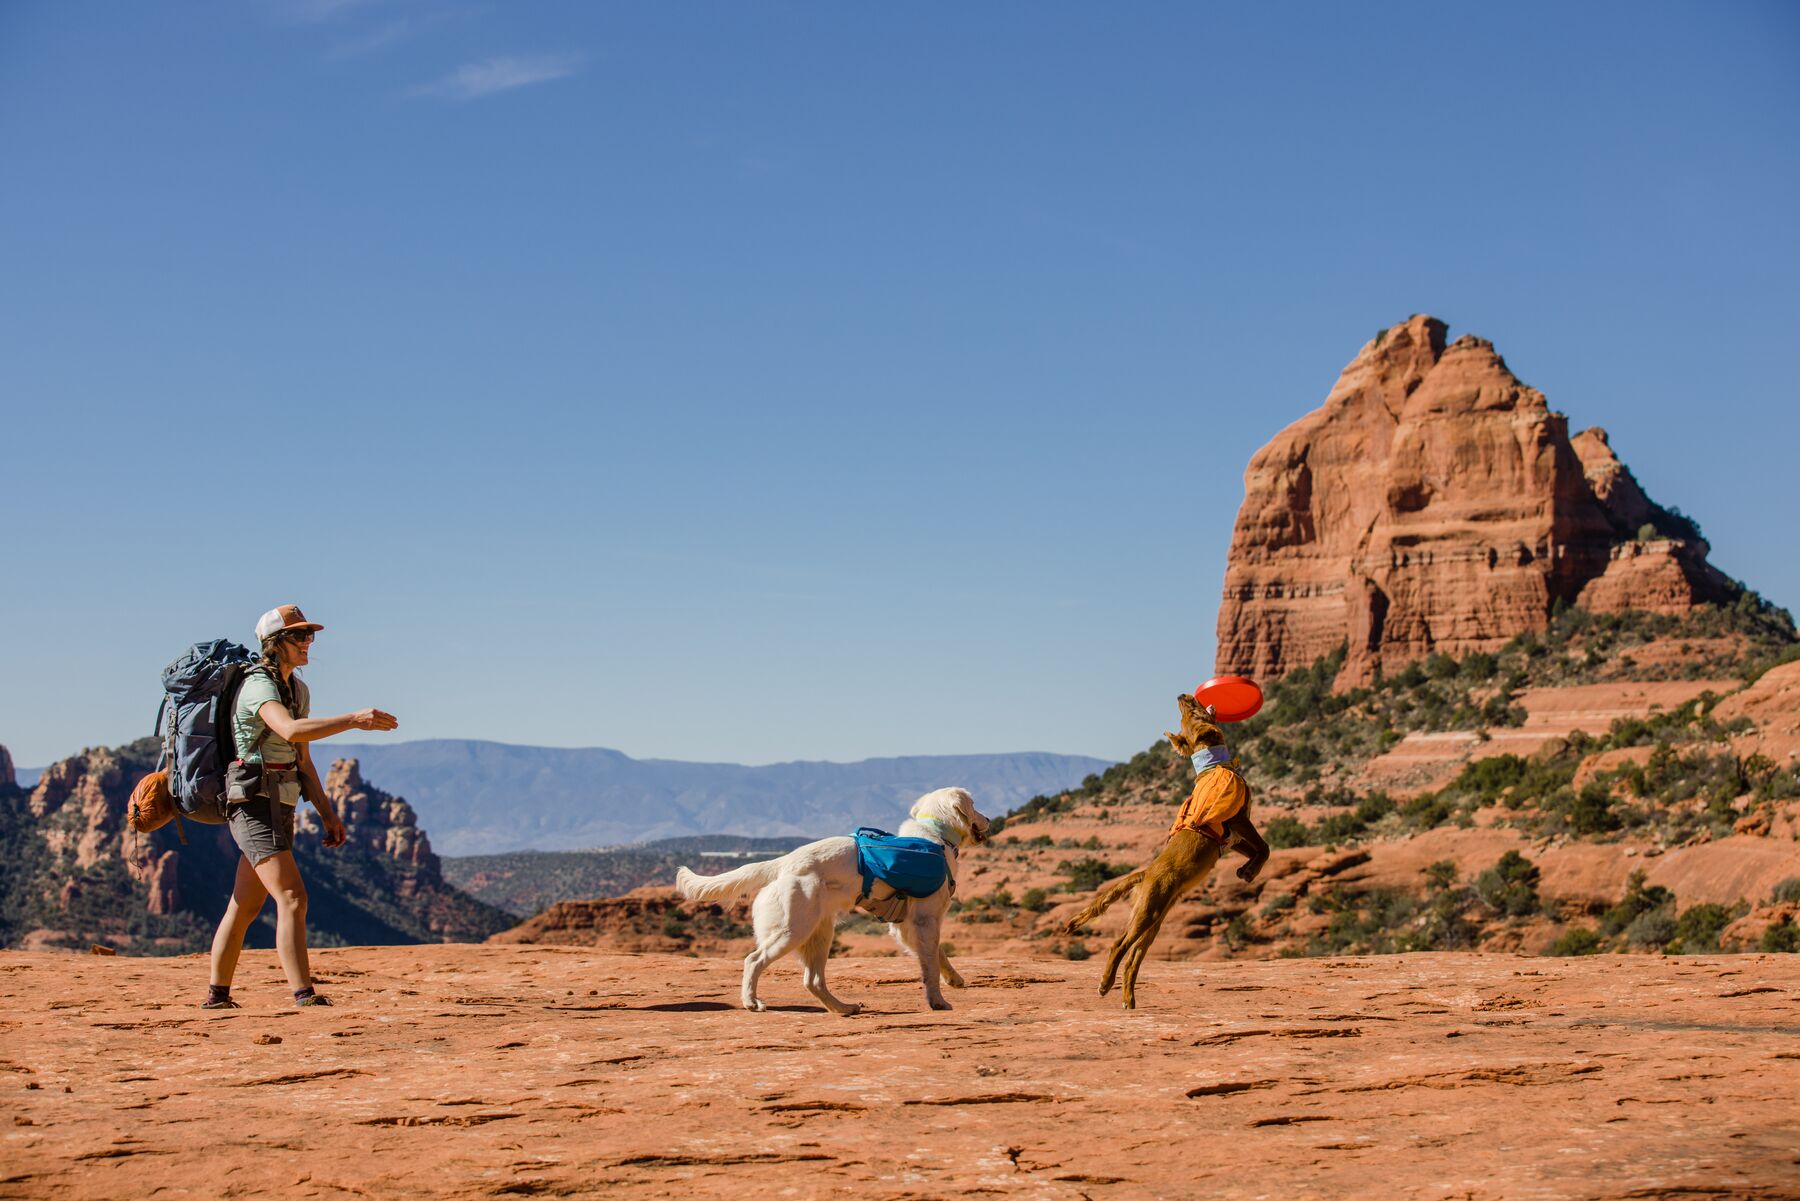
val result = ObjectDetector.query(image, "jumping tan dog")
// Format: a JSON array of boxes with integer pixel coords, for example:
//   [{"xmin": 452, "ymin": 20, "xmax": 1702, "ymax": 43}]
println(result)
[{"xmin": 1063, "ymin": 694, "xmax": 1269, "ymax": 1008}]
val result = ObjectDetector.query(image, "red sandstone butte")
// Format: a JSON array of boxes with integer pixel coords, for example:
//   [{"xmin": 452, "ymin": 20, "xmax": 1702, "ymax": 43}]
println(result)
[{"xmin": 1216, "ymin": 316, "xmax": 1734, "ymax": 685}]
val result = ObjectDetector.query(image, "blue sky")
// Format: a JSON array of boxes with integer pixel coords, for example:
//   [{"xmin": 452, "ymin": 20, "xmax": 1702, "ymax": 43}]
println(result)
[{"xmin": 3, "ymin": 2, "xmax": 1797, "ymax": 770}]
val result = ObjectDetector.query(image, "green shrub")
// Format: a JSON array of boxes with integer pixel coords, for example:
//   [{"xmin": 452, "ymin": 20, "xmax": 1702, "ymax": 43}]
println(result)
[
  {"xmin": 1474, "ymin": 851, "xmax": 1541, "ymax": 917},
  {"xmin": 1263, "ymin": 815, "xmax": 1312, "ymax": 849},
  {"xmin": 1602, "ymin": 870, "xmax": 1675, "ymax": 937},
  {"xmin": 1354, "ymin": 792, "xmax": 1396, "ymax": 824},
  {"xmin": 1059, "ymin": 858, "xmax": 1131, "ymax": 893},
  {"xmin": 1760, "ymin": 917, "xmax": 1799, "ymax": 953},
  {"xmin": 1020, "ymin": 888, "xmax": 1052, "ymax": 913},
  {"xmin": 1626, "ymin": 905, "xmax": 1677, "ymax": 949},
  {"xmin": 1460, "ymin": 652, "xmax": 1499, "ymax": 681},
  {"xmin": 1548, "ymin": 926, "xmax": 1604, "ymax": 956},
  {"xmin": 1400, "ymin": 794, "xmax": 1455, "ymax": 830},
  {"xmin": 1313, "ymin": 811, "xmax": 1367, "ymax": 842},
  {"xmin": 1769, "ymin": 877, "xmax": 1800, "ymax": 905},
  {"xmin": 1422, "ymin": 860, "xmax": 1459, "ymax": 893},
  {"xmin": 1063, "ymin": 940, "xmax": 1091, "ymax": 961},
  {"xmin": 1668, "ymin": 903, "xmax": 1734, "ymax": 953},
  {"xmin": 1458, "ymin": 755, "xmax": 1526, "ymax": 803},
  {"xmin": 1260, "ymin": 892, "xmax": 1297, "ymax": 918},
  {"xmin": 1568, "ymin": 784, "xmax": 1622, "ymax": 835}
]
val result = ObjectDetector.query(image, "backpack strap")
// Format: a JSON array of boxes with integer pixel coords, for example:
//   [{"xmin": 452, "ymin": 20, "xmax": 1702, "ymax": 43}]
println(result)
[
  {"xmin": 233, "ymin": 665, "xmax": 277, "ymax": 763},
  {"xmin": 150, "ymin": 695, "xmax": 192, "ymax": 846},
  {"xmin": 152, "ymin": 696, "xmax": 170, "ymax": 771}
]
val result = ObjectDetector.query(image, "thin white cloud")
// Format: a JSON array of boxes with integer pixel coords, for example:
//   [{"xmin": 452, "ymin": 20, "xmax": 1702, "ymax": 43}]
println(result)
[
  {"xmin": 328, "ymin": 19, "xmax": 416, "ymax": 59},
  {"xmin": 278, "ymin": 0, "xmax": 386, "ymax": 24},
  {"xmin": 409, "ymin": 53, "xmax": 581, "ymax": 100}
]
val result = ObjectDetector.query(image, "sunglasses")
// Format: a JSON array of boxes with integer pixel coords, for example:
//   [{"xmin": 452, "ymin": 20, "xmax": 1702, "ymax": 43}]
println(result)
[{"xmin": 284, "ymin": 630, "xmax": 316, "ymax": 644}]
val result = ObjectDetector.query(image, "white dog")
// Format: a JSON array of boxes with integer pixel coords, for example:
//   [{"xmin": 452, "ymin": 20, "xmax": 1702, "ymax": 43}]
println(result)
[{"xmin": 674, "ymin": 787, "xmax": 991, "ymax": 1015}]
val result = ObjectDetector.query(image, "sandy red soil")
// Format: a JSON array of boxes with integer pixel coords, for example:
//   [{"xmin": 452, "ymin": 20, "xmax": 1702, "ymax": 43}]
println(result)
[{"xmin": 3, "ymin": 946, "xmax": 1797, "ymax": 1200}]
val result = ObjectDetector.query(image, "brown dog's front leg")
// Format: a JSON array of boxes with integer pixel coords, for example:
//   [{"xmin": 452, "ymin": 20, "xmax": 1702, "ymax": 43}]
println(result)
[
  {"xmin": 1165, "ymin": 731, "xmax": 1193, "ymax": 757},
  {"xmin": 1223, "ymin": 812, "xmax": 1270, "ymax": 883}
]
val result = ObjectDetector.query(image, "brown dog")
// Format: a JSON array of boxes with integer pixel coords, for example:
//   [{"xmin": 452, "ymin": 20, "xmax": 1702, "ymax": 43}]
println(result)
[
  {"xmin": 1063, "ymin": 694, "xmax": 1269, "ymax": 1008},
  {"xmin": 1163, "ymin": 693, "xmax": 1269, "ymax": 881}
]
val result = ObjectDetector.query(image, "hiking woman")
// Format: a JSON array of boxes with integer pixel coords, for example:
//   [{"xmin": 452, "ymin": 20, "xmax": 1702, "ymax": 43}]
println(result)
[{"xmin": 204, "ymin": 605, "xmax": 398, "ymax": 1009}]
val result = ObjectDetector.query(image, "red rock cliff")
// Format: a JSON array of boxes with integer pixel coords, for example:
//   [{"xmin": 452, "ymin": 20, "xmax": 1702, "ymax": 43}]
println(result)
[{"xmin": 1216, "ymin": 316, "xmax": 1735, "ymax": 685}]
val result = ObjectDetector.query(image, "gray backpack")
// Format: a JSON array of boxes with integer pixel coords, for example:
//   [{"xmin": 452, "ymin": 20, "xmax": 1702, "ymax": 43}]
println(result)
[{"xmin": 156, "ymin": 639, "xmax": 260, "ymax": 839}]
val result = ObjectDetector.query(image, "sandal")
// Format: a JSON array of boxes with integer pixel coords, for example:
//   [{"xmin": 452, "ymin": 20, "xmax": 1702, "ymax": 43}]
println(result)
[{"xmin": 200, "ymin": 997, "xmax": 241, "ymax": 1010}]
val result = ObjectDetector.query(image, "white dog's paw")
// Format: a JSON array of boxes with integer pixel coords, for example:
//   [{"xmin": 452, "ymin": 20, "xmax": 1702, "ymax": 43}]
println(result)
[
  {"xmin": 928, "ymin": 996, "xmax": 954, "ymax": 1011},
  {"xmin": 837, "ymin": 1003, "xmax": 862, "ymax": 1017},
  {"xmin": 744, "ymin": 998, "xmax": 766, "ymax": 1012}
]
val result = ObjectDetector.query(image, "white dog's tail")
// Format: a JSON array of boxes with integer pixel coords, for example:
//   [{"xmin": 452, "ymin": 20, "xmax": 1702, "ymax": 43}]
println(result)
[{"xmin": 675, "ymin": 857, "xmax": 786, "ymax": 903}]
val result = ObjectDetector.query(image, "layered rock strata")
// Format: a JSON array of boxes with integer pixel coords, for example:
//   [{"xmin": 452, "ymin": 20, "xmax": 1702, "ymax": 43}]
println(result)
[
  {"xmin": 7, "ymin": 740, "xmax": 510, "ymax": 950},
  {"xmin": 309, "ymin": 759, "xmax": 437, "ymax": 876},
  {"xmin": 1216, "ymin": 315, "xmax": 1735, "ymax": 684}
]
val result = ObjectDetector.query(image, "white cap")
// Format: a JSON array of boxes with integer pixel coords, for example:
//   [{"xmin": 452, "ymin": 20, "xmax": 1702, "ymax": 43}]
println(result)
[{"xmin": 255, "ymin": 604, "xmax": 324, "ymax": 642}]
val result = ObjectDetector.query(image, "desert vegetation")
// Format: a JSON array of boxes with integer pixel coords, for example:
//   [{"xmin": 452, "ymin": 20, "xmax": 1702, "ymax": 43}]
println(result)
[{"xmin": 977, "ymin": 603, "xmax": 1799, "ymax": 961}]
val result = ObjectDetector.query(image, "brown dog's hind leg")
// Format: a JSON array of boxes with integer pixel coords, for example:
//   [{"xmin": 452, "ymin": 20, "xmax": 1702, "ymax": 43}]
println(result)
[
  {"xmin": 1103, "ymin": 830, "xmax": 1219, "ymax": 1008},
  {"xmin": 1119, "ymin": 913, "xmax": 1169, "ymax": 1010},
  {"xmin": 1224, "ymin": 811, "xmax": 1270, "ymax": 882}
]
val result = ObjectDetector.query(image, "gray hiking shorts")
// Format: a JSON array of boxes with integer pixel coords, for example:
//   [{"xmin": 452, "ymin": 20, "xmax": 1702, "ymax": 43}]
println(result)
[{"xmin": 228, "ymin": 798, "xmax": 296, "ymax": 866}]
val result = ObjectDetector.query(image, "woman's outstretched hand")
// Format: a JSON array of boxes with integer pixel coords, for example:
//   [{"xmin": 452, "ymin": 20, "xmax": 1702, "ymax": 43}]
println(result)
[{"xmin": 353, "ymin": 709, "xmax": 399, "ymax": 731}]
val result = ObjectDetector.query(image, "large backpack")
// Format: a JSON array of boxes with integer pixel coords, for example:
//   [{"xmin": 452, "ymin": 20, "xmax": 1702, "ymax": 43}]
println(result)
[{"xmin": 155, "ymin": 639, "xmax": 260, "ymax": 840}]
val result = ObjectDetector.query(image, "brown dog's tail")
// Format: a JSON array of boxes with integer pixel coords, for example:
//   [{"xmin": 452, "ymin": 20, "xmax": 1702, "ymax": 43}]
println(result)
[{"xmin": 1059, "ymin": 866, "xmax": 1147, "ymax": 935}]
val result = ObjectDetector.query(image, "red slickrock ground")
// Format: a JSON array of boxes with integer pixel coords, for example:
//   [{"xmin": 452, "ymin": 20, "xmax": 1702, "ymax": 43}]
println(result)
[{"xmin": 4, "ymin": 947, "xmax": 1800, "ymax": 1201}]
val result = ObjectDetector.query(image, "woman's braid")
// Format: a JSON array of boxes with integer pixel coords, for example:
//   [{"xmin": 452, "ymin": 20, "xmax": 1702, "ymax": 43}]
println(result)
[{"xmin": 256, "ymin": 633, "xmax": 300, "ymax": 712}]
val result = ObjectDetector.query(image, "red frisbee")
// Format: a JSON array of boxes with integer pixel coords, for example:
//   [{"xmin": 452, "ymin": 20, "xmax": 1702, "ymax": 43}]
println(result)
[{"xmin": 1194, "ymin": 675, "xmax": 1264, "ymax": 723}]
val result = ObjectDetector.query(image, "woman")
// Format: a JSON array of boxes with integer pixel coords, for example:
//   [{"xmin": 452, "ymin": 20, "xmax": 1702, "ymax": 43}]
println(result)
[{"xmin": 203, "ymin": 604, "xmax": 398, "ymax": 1009}]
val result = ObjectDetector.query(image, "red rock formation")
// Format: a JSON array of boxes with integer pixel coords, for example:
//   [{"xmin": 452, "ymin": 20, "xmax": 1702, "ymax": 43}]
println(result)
[
  {"xmin": 31, "ymin": 748, "xmax": 129, "ymax": 871},
  {"xmin": 140, "ymin": 850, "xmax": 181, "ymax": 915},
  {"xmin": 1216, "ymin": 316, "xmax": 1736, "ymax": 685},
  {"xmin": 491, "ymin": 893, "xmax": 751, "ymax": 954},
  {"xmin": 8, "ymin": 744, "xmax": 505, "ymax": 950},
  {"xmin": 309, "ymin": 758, "xmax": 437, "ymax": 875},
  {"xmin": 1717, "ymin": 659, "xmax": 1800, "ymax": 765}
]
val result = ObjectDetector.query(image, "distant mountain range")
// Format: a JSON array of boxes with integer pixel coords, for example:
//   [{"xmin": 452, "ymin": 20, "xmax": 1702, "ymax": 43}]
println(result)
[{"xmin": 327, "ymin": 740, "xmax": 1111, "ymax": 856}]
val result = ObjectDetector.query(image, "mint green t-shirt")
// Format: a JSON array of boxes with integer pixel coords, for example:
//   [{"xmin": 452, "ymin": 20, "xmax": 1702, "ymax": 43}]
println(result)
[{"xmin": 233, "ymin": 669, "xmax": 310, "ymax": 771}]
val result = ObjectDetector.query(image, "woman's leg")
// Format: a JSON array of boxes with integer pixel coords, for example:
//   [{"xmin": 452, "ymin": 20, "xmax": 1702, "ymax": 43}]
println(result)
[
  {"xmin": 250, "ymin": 850, "xmax": 312, "ymax": 992},
  {"xmin": 209, "ymin": 854, "xmax": 269, "ymax": 987}
]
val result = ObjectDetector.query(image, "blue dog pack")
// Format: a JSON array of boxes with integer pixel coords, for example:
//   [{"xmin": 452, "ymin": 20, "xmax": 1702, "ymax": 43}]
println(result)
[{"xmin": 854, "ymin": 827, "xmax": 951, "ymax": 901}]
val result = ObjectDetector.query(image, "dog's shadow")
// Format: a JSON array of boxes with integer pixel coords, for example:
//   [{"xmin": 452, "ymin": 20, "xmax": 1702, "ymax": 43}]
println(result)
[{"xmin": 625, "ymin": 1001, "xmax": 830, "ymax": 1014}]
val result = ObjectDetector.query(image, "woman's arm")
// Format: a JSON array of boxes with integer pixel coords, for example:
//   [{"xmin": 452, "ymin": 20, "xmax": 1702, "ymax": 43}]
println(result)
[
  {"xmin": 297, "ymin": 744, "xmax": 348, "ymax": 849},
  {"xmin": 256, "ymin": 701, "xmax": 397, "ymax": 745}
]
